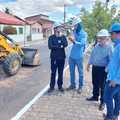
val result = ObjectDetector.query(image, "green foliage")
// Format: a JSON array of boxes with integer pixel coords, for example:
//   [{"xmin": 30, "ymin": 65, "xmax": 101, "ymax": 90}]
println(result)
[
  {"xmin": 111, "ymin": 7, "xmax": 120, "ymax": 23},
  {"xmin": 81, "ymin": 1, "xmax": 118, "ymax": 43}
]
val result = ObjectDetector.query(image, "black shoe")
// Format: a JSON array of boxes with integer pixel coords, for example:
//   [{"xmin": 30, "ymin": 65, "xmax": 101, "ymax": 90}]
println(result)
[
  {"xmin": 59, "ymin": 88, "xmax": 64, "ymax": 92},
  {"xmin": 47, "ymin": 88, "xmax": 54, "ymax": 93},
  {"xmin": 86, "ymin": 96, "xmax": 98, "ymax": 101},
  {"xmin": 77, "ymin": 88, "xmax": 82, "ymax": 94},
  {"xmin": 66, "ymin": 86, "xmax": 76, "ymax": 91},
  {"xmin": 103, "ymin": 114, "xmax": 113, "ymax": 120},
  {"xmin": 99, "ymin": 103, "xmax": 105, "ymax": 111},
  {"xmin": 104, "ymin": 116, "xmax": 113, "ymax": 120},
  {"xmin": 113, "ymin": 115, "xmax": 118, "ymax": 120}
]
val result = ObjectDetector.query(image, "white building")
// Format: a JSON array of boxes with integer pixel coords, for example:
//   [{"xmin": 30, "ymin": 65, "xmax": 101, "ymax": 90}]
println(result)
[{"xmin": 0, "ymin": 11, "xmax": 43, "ymax": 44}]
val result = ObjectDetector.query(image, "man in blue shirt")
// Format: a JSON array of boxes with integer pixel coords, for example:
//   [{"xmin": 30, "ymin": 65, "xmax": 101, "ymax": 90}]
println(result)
[
  {"xmin": 48, "ymin": 27, "xmax": 68, "ymax": 93},
  {"xmin": 86, "ymin": 29, "xmax": 113, "ymax": 111},
  {"xmin": 104, "ymin": 23, "xmax": 120, "ymax": 120},
  {"xmin": 67, "ymin": 17, "xmax": 87, "ymax": 94}
]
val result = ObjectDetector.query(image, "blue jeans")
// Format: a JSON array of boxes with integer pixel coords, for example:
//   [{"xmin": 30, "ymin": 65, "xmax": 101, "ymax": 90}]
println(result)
[
  {"xmin": 69, "ymin": 57, "xmax": 84, "ymax": 88},
  {"xmin": 104, "ymin": 82, "xmax": 120, "ymax": 119}
]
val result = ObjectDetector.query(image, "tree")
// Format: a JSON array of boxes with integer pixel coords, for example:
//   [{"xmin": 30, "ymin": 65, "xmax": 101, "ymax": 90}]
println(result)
[
  {"xmin": 111, "ymin": 6, "xmax": 120, "ymax": 23},
  {"xmin": 81, "ymin": 1, "xmax": 112, "ymax": 43}
]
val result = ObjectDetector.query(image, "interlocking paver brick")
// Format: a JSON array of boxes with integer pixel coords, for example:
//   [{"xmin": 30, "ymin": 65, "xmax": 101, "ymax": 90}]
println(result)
[{"xmin": 21, "ymin": 58, "xmax": 106, "ymax": 120}]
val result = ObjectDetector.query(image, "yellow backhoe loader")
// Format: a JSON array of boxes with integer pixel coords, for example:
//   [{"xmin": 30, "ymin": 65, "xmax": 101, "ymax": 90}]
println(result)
[{"xmin": 0, "ymin": 31, "xmax": 40, "ymax": 76}]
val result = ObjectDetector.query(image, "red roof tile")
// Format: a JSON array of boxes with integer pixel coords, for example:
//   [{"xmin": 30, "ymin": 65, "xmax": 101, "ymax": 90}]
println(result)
[{"xmin": 0, "ymin": 12, "xmax": 25, "ymax": 25}]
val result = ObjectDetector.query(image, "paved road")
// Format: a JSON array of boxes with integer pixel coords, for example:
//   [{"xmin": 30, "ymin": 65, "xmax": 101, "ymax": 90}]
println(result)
[
  {"xmin": 20, "ymin": 50, "xmax": 120, "ymax": 120},
  {"xmin": 0, "ymin": 42, "xmax": 51, "ymax": 120},
  {"xmin": 21, "ymin": 56, "xmax": 105, "ymax": 120}
]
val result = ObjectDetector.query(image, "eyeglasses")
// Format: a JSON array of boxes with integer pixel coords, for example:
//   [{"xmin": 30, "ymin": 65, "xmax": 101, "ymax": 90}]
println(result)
[{"xmin": 97, "ymin": 37, "xmax": 109, "ymax": 40}]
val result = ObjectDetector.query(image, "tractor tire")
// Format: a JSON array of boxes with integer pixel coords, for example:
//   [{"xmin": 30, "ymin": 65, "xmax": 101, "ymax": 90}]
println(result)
[{"xmin": 2, "ymin": 53, "xmax": 22, "ymax": 76}]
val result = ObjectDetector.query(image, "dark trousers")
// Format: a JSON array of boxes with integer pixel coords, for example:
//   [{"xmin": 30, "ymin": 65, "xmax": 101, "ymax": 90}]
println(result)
[
  {"xmin": 92, "ymin": 65, "xmax": 107, "ymax": 103},
  {"xmin": 50, "ymin": 59, "xmax": 65, "ymax": 89}
]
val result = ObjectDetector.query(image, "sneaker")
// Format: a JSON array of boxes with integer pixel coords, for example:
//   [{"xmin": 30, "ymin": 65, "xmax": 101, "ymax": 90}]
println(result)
[
  {"xmin": 59, "ymin": 88, "xmax": 64, "ymax": 93},
  {"xmin": 86, "ymin": 96, "xmax": 98, "ymax": 101},
  {"xmin": 77, "ymin": 88, "xmax": 82, "ymax": 94},
  {"xmin": 99, "ymin": 103, "xmax": 105, "ymax": 111},
  {"xmin": 66, "ymin": 86, "xmax": 76, "ymax": 91},
  {"xmin": 47, "ymin": 88, "xmax": 54, "ymax": 93}
]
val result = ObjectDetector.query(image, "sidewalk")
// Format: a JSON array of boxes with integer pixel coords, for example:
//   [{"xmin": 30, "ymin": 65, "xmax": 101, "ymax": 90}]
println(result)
[{"xmin": 21, "ymin": 57, "xmax": 104, "ymax": 120}]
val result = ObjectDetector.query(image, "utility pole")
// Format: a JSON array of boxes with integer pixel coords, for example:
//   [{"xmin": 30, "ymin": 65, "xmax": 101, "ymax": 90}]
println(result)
[{"xmin": 64, "ymin": 4, "xmax": 66, "ymax": 24}]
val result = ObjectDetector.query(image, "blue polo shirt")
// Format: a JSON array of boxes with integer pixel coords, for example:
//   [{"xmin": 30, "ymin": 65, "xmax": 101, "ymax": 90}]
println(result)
[{"xmin": 89, "ymin": 43, "xmax": 113, "ymax": 67}]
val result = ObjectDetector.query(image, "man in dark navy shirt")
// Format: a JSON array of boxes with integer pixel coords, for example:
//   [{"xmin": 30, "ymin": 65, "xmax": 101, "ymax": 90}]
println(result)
[{"xmin": 48, "ymin": 27, "xmax": 68, "ymax": 93}]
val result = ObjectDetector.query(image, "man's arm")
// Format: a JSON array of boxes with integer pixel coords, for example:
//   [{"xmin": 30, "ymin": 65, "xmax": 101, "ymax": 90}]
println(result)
[
  {"xmin": 109, "ymin": 46, "xmax": 120, "ymax": 87},
  {"xmin": 48, "ymin": 36, "xmax": 59, "ymax": 49},
  {"xmin": 114, "ymin": 49, "xmax": 120, "ymax": 84},
  {"xmin": 62, "ymin": 36, "xmax": 68, "ymax": 48},
  {"xmin": 75, "ymin": 32, "xmax": 87, "ymax": 46},
  {"xmin": 108, "ymin": 45, "xmax": 114, "ymax": 63},
  {"xmin": 105, "ymin": 45, "xmax": 114, "ymax": 72}
]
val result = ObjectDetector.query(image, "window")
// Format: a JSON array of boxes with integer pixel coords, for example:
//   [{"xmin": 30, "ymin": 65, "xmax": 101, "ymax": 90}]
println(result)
[
  {"xmin": 19, "ymin": 27, "xmax": 23, "ymax": 34},
  {"xmin": 3, "ymin": 26, "xmax": 17, "ymax": 35},
  {"xmin": 32, "ymin": 28, "xmax": 36, "ymax": 33},
  {"xmin": 38, "ymin": 28, "xmax": 39, "ymax": 33}
]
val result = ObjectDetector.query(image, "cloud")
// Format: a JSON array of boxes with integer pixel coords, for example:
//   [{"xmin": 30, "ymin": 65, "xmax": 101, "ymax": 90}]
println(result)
[
  {"xmin": 0, "ymin": 0, "xmax": 117, "ymax": 23},
  {"xmin": 0, "ymin": 4, "xmax": 5, "ymax": 11},
  {"xmin": 0, "ymin": 0, "xmax": 99, "ymax": 17}
]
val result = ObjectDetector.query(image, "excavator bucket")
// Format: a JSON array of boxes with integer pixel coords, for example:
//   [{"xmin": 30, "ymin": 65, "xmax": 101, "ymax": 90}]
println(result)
[
  {"xmin": 22, "ymin": 48, "xmax": 40, "ymax": 66},
  {"xmin": 0, "ymin": 31, "xmax": 40, "ymax": 76}
]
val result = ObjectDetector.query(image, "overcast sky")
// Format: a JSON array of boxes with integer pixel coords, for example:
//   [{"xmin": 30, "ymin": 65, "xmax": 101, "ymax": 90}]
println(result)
[{"xmin": 0, "ymin": 0, "xmax": 119, "ymax": 24}]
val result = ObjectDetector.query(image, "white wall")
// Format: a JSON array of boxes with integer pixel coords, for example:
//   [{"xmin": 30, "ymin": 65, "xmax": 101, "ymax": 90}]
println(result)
[
  {"xmin": 32, "ymin": 33, "xmax": 43, "ymax": 40},
  {"xmin": 0, "ymin": 24, "xmax": 25, "ymax": 42},
  {"xmin": 8, "ymin": 34, "xmax": 24, "ymax": 42},
  {"xmin": 30, "ymin": 22, "xmax": 43, "ymax": 40},
  {"xmin": 0, "ymin": 24, "xmax": 43, "ymax": 43}
]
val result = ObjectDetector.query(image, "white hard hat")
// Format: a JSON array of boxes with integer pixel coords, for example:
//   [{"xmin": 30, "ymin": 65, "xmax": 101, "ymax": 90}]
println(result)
[
  {"xmin": 72, "ymin": 17, "xmax": 82, "ymax": 26},
  {"xmin": 97, "ymin": 29, "xmax": 110, "ymax": 37}
]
